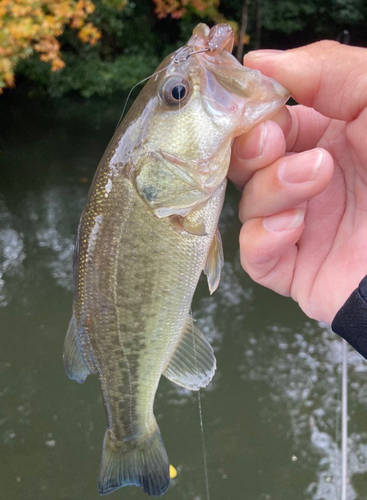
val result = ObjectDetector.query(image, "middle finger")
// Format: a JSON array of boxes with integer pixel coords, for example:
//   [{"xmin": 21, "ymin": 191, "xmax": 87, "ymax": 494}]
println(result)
[{"xmin": 239, "ymin": 148, "xmax": 334, "ymax": 223}]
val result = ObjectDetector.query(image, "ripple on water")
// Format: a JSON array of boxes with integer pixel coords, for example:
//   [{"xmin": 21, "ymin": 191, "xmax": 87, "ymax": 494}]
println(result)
[
  {"xmin": 239, "ymin": 320, "xmax": 367, "ymax": 500},
  {"xmin": 0, "ymin": 198, "xmax": 25, "ymax": 307}
]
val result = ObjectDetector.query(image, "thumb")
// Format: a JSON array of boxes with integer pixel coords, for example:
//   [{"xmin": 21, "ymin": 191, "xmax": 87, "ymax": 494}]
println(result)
[{"xmin": 244, "ymin": 41, "xmax": 367, "ymax": 121}]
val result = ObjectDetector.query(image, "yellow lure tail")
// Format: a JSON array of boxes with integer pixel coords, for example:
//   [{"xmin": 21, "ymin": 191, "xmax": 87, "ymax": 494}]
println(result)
[{"xmin": 169, "ymin": 465, "xmax": 177, "ymax": 479}]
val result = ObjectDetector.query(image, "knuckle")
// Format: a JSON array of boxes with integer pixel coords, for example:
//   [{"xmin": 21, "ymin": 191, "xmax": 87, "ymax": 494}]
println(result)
[
  {"xmin": 313, "ymin": 40, "xmax": 339, "ymax": 52},
  {"xmin": 239, "ymin": 227, "xmax": 276, "ymax": 271},
  {"xmin": 247, "ymin": 248, "xmax": 276, "ymax": 269}
]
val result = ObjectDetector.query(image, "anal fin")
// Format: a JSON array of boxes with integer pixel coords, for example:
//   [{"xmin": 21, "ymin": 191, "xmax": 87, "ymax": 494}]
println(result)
[
  {"xmin": 63, "ymin": 315, "xmax": 90, "ymax": 384},
  {"xmin": 163, "ymin": 316, "xmax": 216, "ymax": 391}
]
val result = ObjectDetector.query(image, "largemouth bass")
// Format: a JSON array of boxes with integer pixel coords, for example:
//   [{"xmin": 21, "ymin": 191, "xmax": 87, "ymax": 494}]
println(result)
[{"xmin": 63, "ymin": 23, "xmax": 289, "ymax": 497}]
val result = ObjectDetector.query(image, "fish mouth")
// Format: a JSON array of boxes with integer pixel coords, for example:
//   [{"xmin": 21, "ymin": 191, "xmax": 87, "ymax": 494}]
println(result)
[
  {"xmin": 202, "ymin": 67, "xmax": 240, "ymax": 117},
  {"xmin": 170, "ymin": 23, "xmax": 289, "ymax": 128},
  {"xmin": 196, "ymin": 52, "xmax": 289, "ymax": 133},
  {"xmin": 185, "ymin": 24, "xmax": 290, "ymax": 134}
]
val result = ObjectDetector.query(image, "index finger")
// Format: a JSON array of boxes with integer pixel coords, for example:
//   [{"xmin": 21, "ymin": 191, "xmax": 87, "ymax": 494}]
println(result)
[
  {"xmin": 228, "ymin": 104, "xmax": 330, "ymax": 190},
  {"xmin": 244, "ymin": 41, "xmax": 367, "ymax": 122},
  {"xmin": 228, "ymin": 118, "xmax": 286, "ymax": 189}
]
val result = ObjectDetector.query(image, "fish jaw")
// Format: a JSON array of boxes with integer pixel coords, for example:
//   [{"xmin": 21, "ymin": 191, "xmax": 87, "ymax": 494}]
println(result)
[
  {"xmin": 196, "ymin": 48, "xmax": 289, "ymax": 137},
  {"xmin": 237, "ymin": 68, "xmax": 290, "ymax": 134},
  {"xmin": 177, "ymin": 23, "xmax": 289, "ymax": 137}
]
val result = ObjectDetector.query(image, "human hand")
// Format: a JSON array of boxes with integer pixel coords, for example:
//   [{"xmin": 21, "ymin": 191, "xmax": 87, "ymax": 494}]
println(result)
[{"xmin": 229, "ymin": 41, "xmax": 367, "ymax": 324}]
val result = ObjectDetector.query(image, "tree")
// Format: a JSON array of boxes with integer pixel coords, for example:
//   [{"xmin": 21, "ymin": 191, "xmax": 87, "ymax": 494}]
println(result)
[
  {"xmin": 235, "ymin": 0, "xmax": 249, "ymax": 61},
  {"xmin": 1, "ymin": 0, "xmax": 365, "ymax": 97},
  {"xmin": 0, "ymin": 0, "xmax": 104, "ymax": 91}
]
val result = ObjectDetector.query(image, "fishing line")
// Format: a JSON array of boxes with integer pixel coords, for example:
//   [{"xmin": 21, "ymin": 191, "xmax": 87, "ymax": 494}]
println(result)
[
  {"xmin": 197, "ymin": 387, "xmax": 210, "ymax": 500},
  {"xmin": 115, "ymin": 47, "xmax": 209, "ymax": 131},
  {"xmin": 182, "ymin": 46, "xmax": 211, "ymax": 500},
  {"xmin": 341, "ymin": 339, "xmax": 348, "ymax": 500},
  {"xmin": 117, "ymin": 45, "xmax": 212, "ymax": 496},
  {"xmin": 191, "ymin": 314, "xmax": 211, "ymax": 500},
  {"xmin": 332, "ymin": 31, "xmax": 350, "ymax": 500},
  {"xmin": 179, "ymin": 49, "xmax": 210, "ymax": 497},
  {"xmin": 336, "ymin": 31, "xmax": 350, "ymax": 500},
  {"xmin": 115, "ymin": 63, "xmax": 171, "ymax": 130},
  {"xmin": 335, "ymin": 357, "xmax": 341, "ymax": 446}
]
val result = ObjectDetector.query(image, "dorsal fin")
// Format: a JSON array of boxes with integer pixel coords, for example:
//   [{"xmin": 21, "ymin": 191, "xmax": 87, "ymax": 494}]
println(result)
[{"xmin": 163, "ymin": 316, "xmax": 216, "ymax": 391}]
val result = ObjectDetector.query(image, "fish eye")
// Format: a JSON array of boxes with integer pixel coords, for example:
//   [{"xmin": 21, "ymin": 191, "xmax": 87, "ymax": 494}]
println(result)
[
  {"xmin": 172, "ymin": 84, "xmax": 186, "ymax": 101},
  {"xmin": 161, "ymin": 76, "xmax": 191, "ymax": 106}
]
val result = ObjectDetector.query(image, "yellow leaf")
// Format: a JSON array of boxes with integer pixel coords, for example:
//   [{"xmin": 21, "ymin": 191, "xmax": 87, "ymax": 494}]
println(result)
[{"xmin": 0, "ymin": 0, "xmax": 103, "ymax": 90}]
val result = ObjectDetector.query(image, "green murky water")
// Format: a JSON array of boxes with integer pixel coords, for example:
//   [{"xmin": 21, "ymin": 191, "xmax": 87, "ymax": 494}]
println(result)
[{"xmin": 1, "ymin": 95, "xmax": 367, "ymax": 500}]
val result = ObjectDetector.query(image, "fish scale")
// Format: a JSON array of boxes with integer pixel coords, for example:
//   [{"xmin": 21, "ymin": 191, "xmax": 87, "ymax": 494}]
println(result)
[
  {"xmin": 110, "ymin": 178, "xmax": 226, "ymax": 436},
  {"xmin": 63, "ymin": 22, "xmax": 289, "ymax": 497},
  {"xmin": 79, "ymin": 171, "xmax": 224, "ymax": 439}
]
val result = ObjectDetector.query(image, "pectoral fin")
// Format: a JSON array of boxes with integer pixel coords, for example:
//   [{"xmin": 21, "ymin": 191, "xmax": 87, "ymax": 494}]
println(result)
[
  {"xmin": 163, "ymin": 316, "xmax": 216, "ymax": 391},
  {"xmin": 181, "ymin": 217, "xmax": 207, "ymax": 236},
  {"xmin": 171, "ymin": 215, "xmax": 207, "ymax": 236},
  {"xmin": 63, "ymin": 315, "xmax": 90, "ymax": 384},
  {"xmin": 204, "ymin": 228, "xmax": 224, "ymax": 294}
]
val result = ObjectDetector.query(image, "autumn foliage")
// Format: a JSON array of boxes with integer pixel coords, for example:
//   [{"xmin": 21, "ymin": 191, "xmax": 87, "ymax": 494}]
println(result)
[
  {"xmin": 0, "ymin": 0, "xmax": 229, "ymax": 93},
  {"xmin": 153, "ymin": 0, "xmax": 219, "ymax": 20},
  {"xmin": 152, "ymin": 0, "xmax": 236, "ymax": 39},
  {"xmin": 0, "ymin": 0, "xmax": 101, "ymax": 90}
]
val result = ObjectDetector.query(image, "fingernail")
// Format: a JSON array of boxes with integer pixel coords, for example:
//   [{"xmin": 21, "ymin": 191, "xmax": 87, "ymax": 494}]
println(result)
[
  {"xmin": 246, "ymin": 49, "xmax": 284, "ymax": 59},
  {"xmin": 235, "ymin": 122, "xmax": 266, "ymax": 160},
  {"xmin": 279, "ymin": 149, "xmax": 323, "ymax": 184},
  {"xmin": 263, "ymin": 208, "xmax": 305, "ymax": 232},
  {"xmin": 271, "ymin": 107, "xmax": 292, "ymax": 139}
]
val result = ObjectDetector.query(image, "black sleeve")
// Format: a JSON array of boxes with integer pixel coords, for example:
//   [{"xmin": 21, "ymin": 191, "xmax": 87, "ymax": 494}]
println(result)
[{"xmin": 331, "ymin": 275, "xmax": 367, "ymax": 359}]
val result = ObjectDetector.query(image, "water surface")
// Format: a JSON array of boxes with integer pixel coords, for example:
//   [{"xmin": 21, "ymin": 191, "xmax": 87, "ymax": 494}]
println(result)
[{"xmin": 1, "ymin": 95, "xmax": 367, "ymax": 500}]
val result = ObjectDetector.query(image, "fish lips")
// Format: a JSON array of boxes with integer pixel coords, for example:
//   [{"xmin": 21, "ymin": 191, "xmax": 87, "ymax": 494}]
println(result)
[{"xmin": 197, "ymin": 51, "xmax": 290, "ymax": 135}]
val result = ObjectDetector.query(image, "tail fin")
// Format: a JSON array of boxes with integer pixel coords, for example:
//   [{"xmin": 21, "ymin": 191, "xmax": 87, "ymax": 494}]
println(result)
[{"xmin": 98, "ymin": 425, "xmax": 170, "ymax": 497}]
